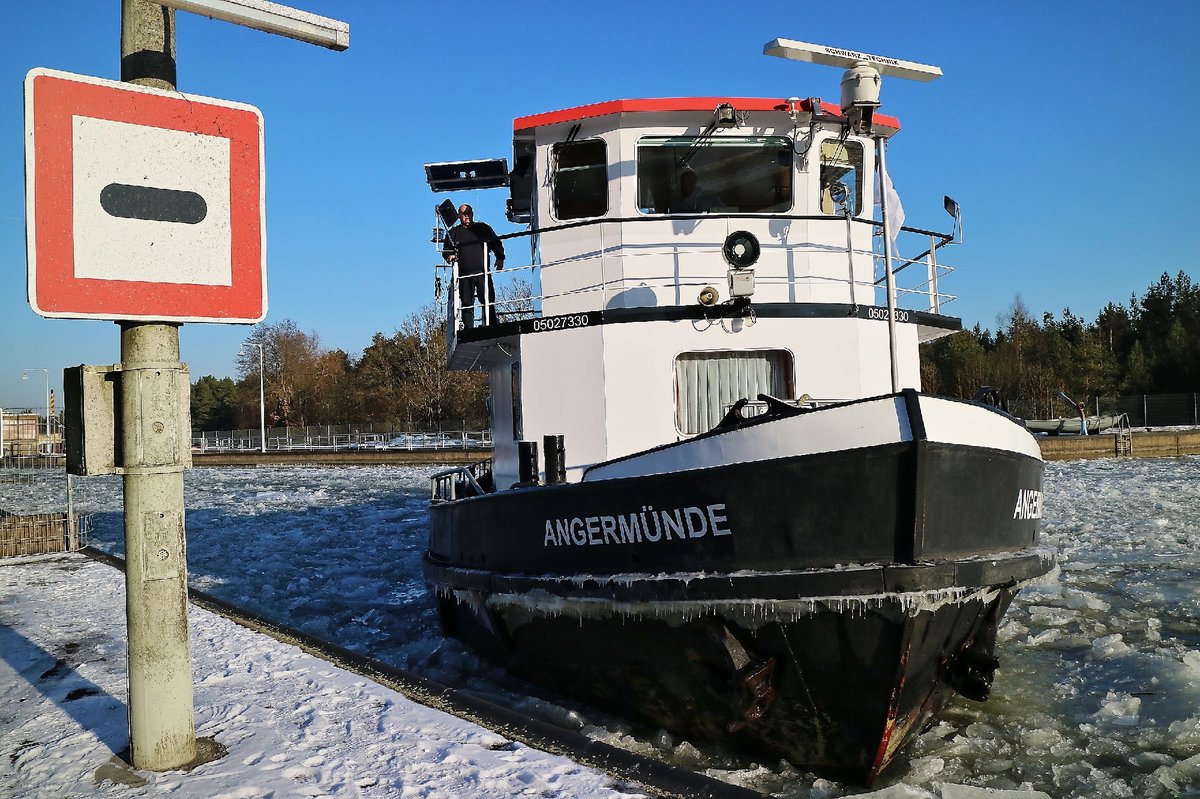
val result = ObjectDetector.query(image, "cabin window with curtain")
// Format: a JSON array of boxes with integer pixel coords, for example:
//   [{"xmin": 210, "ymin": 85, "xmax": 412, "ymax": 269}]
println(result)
[
  {"xmin": 511, "ymin": 362, "xmax": 523, "ymax": 440},
  {"xmin": 819, "ymin": 139, "xmax": 864, "ymax": 216},
  {"xmin": 674, "ymin": 350, "xmax": 794, "ymax": 434},
  {"xmin": 636, "ymin": 136, "xmax": 792, "ymax": 215},
  {"xmin": 552, "ymin": 139, "xmax": 608, "ymax": 220}
]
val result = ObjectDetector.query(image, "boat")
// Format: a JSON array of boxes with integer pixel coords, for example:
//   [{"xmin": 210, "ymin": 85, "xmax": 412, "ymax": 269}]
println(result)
[
  {"xmin": 420, "ymin": 39, "xmax": 1053, "ymax": 785},
  {"xmin": 1024, "ymin": 414, "xmax": 1123, "ymax": 435}
]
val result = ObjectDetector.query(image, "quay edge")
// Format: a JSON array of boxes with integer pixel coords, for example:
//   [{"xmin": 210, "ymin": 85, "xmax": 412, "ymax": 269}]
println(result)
[{"xmin": 1037, "ymin": 429, "xmax": 1200, "ymax": 461}]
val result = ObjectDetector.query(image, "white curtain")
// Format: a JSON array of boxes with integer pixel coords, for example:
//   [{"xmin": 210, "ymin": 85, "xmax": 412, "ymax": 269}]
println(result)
[{"xmin": 675, "ymin": 351, "xmax": 791, "ymax": 434}]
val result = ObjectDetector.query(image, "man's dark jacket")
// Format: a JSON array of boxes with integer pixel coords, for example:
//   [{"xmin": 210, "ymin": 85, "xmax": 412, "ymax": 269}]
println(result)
[{"xmin": 442, "ymin": 222, "xmax": 505, "ymax": 276}]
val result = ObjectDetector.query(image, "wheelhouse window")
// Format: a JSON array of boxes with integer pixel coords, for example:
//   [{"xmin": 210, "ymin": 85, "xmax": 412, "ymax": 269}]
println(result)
[
  {"xmin": 511, "ymin": 362, "xmax": 523, "ymax": 440},
  {"xmin": 637, "ymin": 136, "xmax": 792, "ymax": 215},
  {"xmin": 552, "ymin": 139, "xmax": 608, "ymax": 220},
  {"xmin": 675, "ymin": 350, "xmax": 794, "ymax": 434},
  {"xmin": 819, "ymin": 139, "xmax": 864, "ymax": 216}
]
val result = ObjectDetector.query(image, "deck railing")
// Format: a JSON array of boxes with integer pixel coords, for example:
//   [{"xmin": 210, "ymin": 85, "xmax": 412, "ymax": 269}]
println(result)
[
  {"xmin": 430, "ymin": 458, "xmax": 493, "ymax": 503},
  {"xmin": 434, "ymin": 213, "xmax": 957, "ymax": 332},
  {"xmin": 192, "ymin": 427, "xmax": 492, "ymax": 453}
]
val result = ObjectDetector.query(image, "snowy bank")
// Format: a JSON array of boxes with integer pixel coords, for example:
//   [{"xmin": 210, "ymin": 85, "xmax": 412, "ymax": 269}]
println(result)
[{"xmin": 0, "ymin": 554, "xmax": 648, "ymax": 799}]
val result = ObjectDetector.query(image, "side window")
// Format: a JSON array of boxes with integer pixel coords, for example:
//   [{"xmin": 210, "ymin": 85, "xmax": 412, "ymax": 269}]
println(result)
[
  {"xmin": 819, "ymin": 139, "xmax": 864, "ymax": 216},
  {"xmin": 552, "ymin": 139, "xmax": 607, "ymax": 220},
  {"xmin": 674, "ymin": 350, "xmax": 794, "ymax": 434},
  {"xmin": 511, "ymin": 362, "xmax": 523, "ymax": 441}
]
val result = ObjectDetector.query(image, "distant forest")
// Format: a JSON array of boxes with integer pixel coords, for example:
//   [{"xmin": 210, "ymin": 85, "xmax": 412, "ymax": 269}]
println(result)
[
  {"xmin": 191, "ymin": 303, "xmax": 487, "ymax": 433},
  {"xmin": 192, "ymin": 271, "xmax": 1199, "ymax": 432},
  {"xmin": 922, "ymin": 271, "xmax": 1200, "ymax": 418}
]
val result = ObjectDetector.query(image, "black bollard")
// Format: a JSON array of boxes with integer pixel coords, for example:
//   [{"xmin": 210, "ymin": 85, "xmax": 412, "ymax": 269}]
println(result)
[
  {"xmin": 543, "ymin": 434, "xmax": 565, "ymax": 484},
  {"xmin": 517, "ymin": 440, "xmax": 539, "ymax": 486}
]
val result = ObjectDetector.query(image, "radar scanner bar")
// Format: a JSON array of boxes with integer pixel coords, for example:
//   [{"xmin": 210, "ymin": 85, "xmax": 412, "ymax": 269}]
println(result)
[{"xmin": 763, "ymin": 39, "xmax": 942, "ymax": 82}]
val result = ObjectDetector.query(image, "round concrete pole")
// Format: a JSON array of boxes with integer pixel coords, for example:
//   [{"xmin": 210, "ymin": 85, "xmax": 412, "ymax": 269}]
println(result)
[{"xmin": 120, "ymin": 0, "xmax": 196, "ymax": 771}]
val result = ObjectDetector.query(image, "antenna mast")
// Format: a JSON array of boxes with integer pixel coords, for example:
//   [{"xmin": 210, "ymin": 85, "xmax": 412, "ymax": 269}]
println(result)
[{"xmin": 764, "ymin": 39, "xmax": 943, "ymax": 393}]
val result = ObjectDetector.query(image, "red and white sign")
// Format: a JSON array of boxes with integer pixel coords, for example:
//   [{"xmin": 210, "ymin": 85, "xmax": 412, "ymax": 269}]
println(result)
[{"xmin": 24, "ymin": 68, "xmax": 266, "ymax": 323}]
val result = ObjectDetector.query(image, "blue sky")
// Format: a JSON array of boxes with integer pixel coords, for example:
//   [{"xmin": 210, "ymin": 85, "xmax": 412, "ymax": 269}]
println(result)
[{"xmin": 2, "ymin": 1, "xmax": 1196, "ymax": 409}]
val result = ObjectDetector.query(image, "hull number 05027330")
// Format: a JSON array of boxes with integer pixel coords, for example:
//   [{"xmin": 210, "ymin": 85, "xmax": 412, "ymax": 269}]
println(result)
[
  {"xmin": 867, "ymin": 307, "xmax": 910, "ymax": 323},
  {"xmin": 532, "ymin": 314, "xmax": 591, "ymax": 332}
]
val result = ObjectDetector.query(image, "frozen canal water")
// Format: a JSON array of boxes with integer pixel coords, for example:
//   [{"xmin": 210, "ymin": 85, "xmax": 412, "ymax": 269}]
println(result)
[{"xmin": 2, "ymin": 457, "xmax": 1198, "ymax": 797}]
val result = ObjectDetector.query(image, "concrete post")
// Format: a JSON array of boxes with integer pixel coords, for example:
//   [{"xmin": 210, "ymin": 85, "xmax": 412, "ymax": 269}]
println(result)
[{"xmin": 120, "ymin": 0, "xmax": 196, "ymax": 771}]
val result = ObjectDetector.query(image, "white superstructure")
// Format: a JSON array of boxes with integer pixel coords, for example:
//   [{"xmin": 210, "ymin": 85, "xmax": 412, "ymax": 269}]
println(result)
[{"xmin": 430, "ymin": 68, "xmax": 959, "ymax": 491}]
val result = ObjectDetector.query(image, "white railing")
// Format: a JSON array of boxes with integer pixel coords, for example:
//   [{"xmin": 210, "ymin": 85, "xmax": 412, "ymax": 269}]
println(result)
[
  {"xmin": 191, "ymin": 428, "xmax": 492, "ymax": 453},
  {"xmin": 430, "ymin": 460, "xmax": 492, "ymax": 503},
  {"xmin": 434, "ymin": 214, "xmax": 957, "ymax": 331}
]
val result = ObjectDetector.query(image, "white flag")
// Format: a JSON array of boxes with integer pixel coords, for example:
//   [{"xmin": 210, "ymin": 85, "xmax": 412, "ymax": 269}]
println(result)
[{"xmin": 876, "ymin": 161, "xmax": 905, "ymax": 250}]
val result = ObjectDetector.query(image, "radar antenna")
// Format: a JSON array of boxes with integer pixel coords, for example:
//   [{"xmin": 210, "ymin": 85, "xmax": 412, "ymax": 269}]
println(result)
[
  {"xmin": 764, "ymin": 39, "xmax": 944, "ymax": 394},
  {"xmin": 763, "ymin": 38, "xmax": 942, "ymax": 133}
]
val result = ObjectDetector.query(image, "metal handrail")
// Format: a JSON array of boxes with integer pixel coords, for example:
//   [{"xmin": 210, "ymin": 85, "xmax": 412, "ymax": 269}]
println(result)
[
  {"xmin": 430, "ymin": 459, "xmax": 493, "ymax": 503},
  {"xmin": 435, "ymin": 211, "xmax": 956, "ymax": 326},
  {"xmin": 489, "ymin": 211, "xmax": 954, "ymax": 249},
  {"xmin": 191, "ymin": 428, "xmax": 493, "ymax": 453}
]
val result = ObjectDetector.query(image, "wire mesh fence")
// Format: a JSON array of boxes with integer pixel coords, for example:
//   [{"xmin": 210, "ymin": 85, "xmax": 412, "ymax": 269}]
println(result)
[
  {"xmin": 1113, "ymin": 393, "xmax": 1200, "ymax": 428},
  {"xmin": 0, "ymin": 510, "xmax": 91, "ymax": 559}
]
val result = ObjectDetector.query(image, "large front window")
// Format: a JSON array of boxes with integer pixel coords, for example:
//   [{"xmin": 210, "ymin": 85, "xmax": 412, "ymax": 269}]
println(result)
[
  {"xmin": 675, "ymin": 350, "xmax": 794, "ymax": 434},
  {"xmin": 637, "ymin": 136, "xmax": 792, "ymax": 215}
]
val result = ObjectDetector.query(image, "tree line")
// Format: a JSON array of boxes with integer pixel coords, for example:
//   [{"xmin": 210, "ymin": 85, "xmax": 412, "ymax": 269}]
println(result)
[
  {"xmin": 921, "ymin": 271, "xmax": 1200, "ymax": 418},
  {"xmin": 193, "ymin": 270, "xmax": 1199, "ymax": 432},
  {"xmin": 191, "ymin": 303, "xmax": 487, "ymax": 432}
]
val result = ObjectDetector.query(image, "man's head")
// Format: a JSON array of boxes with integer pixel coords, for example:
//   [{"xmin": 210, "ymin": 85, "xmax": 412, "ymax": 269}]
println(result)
[
  {"xmin": 458, "ymin": 204, "xmax": 474, "ymax": 227},
  {"xmin": 680, "ymin": 169, "xmax": 697, "ymax": 195}
]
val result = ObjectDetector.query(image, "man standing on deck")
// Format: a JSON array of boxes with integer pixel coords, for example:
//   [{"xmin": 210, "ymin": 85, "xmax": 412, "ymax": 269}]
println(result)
[{"xmin": 442, "ymin": 204, "xmax": 505, "ymax": 328}]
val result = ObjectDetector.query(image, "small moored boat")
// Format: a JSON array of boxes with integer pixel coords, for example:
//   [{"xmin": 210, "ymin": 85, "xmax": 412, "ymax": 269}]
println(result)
[{"xmin": 1024, "ymin": 414, "xmax": 1124, "ymax": 435}]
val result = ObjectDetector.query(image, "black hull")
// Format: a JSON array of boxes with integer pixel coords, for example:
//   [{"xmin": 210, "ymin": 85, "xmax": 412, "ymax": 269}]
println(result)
[
  {"xmin": 428, "ymin": 569, "xmax": 1039, "ymax": 783},
  {"xmin": 423, "ymin": 396, "xmax": 1052, "ymax": 784}
]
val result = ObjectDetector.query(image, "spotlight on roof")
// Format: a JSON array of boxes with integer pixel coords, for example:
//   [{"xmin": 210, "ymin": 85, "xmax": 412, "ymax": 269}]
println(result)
[{"xmin": 715, "ymin": 103, "xmax": 737, "ymax": 128}]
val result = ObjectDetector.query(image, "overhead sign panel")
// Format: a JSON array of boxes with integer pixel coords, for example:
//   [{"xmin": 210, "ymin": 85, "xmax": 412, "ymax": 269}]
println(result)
[{"xmin": 24, "ymin": 68, "xmax": 266, "ymax": 323}]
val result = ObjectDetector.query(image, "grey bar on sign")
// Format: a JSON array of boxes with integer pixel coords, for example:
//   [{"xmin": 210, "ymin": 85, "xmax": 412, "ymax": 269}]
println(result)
[{"xmin": 100, "ymin": 183, "xmax": 208, "ymax": 224}]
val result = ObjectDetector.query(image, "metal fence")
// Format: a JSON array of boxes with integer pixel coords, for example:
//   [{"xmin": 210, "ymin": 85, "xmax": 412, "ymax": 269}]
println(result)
[
  {"xmin": 1113, "ymin": 393, "xmax": 1200, "ymax": 428},
  {"xmin": 1000, "ymin": 393, "xmax": 1200, "ymax": 428},
  {"xmin": 0, "ymin": 511, "xmax": 92, "ymax": 558},
  {"xmin": 0, "ymin": 454, "xmax": 66, "ymax": 470},
  {"xmin": 192, "ymin": 424, "xmax": 492, "ymax": 452}
]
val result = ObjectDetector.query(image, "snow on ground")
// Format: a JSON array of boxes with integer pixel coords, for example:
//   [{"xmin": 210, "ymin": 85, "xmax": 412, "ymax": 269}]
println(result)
[
  {"xmin": 0, "ymin": 554, "xmax": 648, "ymax": 799},
  {"xmin": 2, "ymin": 456, "xmax": 1199, "ymax": 798}
]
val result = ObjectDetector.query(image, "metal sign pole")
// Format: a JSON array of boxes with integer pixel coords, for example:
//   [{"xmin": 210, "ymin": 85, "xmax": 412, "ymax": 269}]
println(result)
[{"xmin": 119, "ymin": 0, "xmax": 196, "ymax": 771}]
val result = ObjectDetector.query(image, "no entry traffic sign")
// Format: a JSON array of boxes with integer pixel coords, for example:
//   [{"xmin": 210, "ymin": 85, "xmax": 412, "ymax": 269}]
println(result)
[{"xmin": 24, "ymin": 68, "xmax": 266, "ymax": 323}]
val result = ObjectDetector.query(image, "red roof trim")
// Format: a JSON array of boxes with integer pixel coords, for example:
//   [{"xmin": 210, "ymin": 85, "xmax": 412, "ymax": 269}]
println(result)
[{"xmin": 513, "ymin": 97, "xmax": 900, "ymax": 132}]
